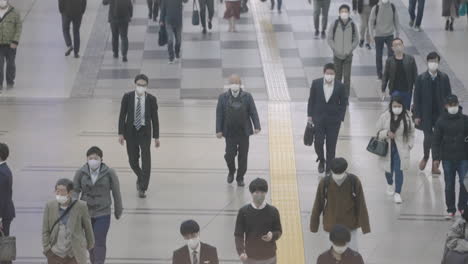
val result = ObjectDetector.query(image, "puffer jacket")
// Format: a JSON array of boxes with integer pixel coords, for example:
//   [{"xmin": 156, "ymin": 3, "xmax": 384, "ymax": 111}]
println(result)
[
  {"xmin": 432, "ymin": 108, "xmax": 468, "ymax": 161},
  {"xmin": 0, "ymin": 6, "xmax": 22, "ymax": 45},
  {"xmin": 327, "ymin": 18, "xmax": 359, "ymax": 60}
]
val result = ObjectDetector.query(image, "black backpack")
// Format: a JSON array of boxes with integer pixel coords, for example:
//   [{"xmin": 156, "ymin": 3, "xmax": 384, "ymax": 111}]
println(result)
[
  {"xmin": 225, "ymin": 94, "xmax": 248, "ymax": 132},
  {"xmin": 332, "ymin": 20, "xmax": 357, "ymax": 42},
  {"xmin": 374, "ymin": 3, "xmax": 396, "ymax": 26},
  {"xmin": 322, "ymin": 173, "xmax": 358, "ymax": 208}
]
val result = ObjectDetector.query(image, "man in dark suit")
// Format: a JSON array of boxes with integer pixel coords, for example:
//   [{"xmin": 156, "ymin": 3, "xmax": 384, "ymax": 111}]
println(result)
[
  {"xmin": 0, "ymin": 143, "xmax": 15, "ymax": 264},
  {"xmin": 118, "ymin": 74, "xmax": 160, "ymax": 198},
  {"xmin": 307, "ymin": 63, "xmax": 348, "ymax": 175},
  {"xmin": 173, "ymin": 220, "xmax": 219, "ymax": 264}
]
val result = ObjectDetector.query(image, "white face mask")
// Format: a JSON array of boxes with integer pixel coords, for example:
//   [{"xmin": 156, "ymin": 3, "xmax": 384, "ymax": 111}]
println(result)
[
  {"xmin": 324, "ymin": 74, "xmax": 335, "ymax": 83},
  {"xmin": 136, "ymin": 86, "xmax": 146, "ymax": 96},
  {"xmin": 340, "ymin": 12, "xmax": 349, "ymax": 20},
  {"xmin": 187, "ymin": 236, "xmax": 200, "ymax": 250},
  {"xmin": 448, "ymin": 106, "xmax": 459, "ymax": 115},
  {"xmin": 428, "ymin": 62, "xmax": 439, "ymax": 72},
  {"xmin": 88, "ymin": 159, "xmax": 101, "ymax": 171},
  {"xmin": 56, "ymin": 195, "xmax": 69, "ymax": 205},
  {"xmin": 332, "ymin": 172, "xmax": 346, "ymax": 181},
  {"xmin": 392, "ymin": 107, "xmax": 403, "ymax": 115},
  {"xmin": 0, "ymin": 0, "xmax": 8, "ymax": 8},
  {"xmin": 332, "ymin": 245, "xmax": 348, "ymax": 254},
  {"xmin": 381, "ymin": 0, "xmax": 389, "ymax": 3}
]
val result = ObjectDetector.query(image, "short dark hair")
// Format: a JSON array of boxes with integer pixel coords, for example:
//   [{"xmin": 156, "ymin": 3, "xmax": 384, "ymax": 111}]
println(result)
[
  {"xmin": 339, "ymin": 4, "xmax": 350, "ymax": 12},
  {"xmin": 55, "ymin": 178, "xmax": 74, "ymax": 192},
  {"xmin": 330, "ymin": 224, "xmax": 351, "ymax": 245},
  {"xmin": 180, "ymin": 220, "xmax": 200, "ymax": 236},
  {"xmin": 330, "ymin": 157, "xmax": 348, "ymax": 174},
  {"xmin": 0, "ymin": 143, "xmax": 9, "ymax": 161},
  {"xmin": 249, "ymin": 178, "xmax": 268, "ymax": 193},
  {"xmin": 134, "ymin": 74, "xmax": 149, "ymax": 84},
  {"xmin": 445, "ymin": 94, "xmax": 459, "ymax": 105},
  {"xmin": 323, "ymin": 63, "xmax": 335, "ymax": 73},
  {"xmin": 86, "ymin": 146, "xmax": 103, "ymax": 158},
  {"xmin": 392, "ymin": 38, "xmax": 404, "ymax": 45},
  {"xmin": 427, "ymin": 52, "xmax": 441, "ymax": 62}
]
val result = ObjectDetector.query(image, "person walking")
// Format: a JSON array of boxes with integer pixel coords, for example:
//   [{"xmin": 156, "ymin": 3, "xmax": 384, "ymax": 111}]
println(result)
[
  {"xmin": 200, "ymin": 0, "xmax": 214, "ymax": 34},
  {"xmin": 0, "ymin": 0, "xmax": 22, "ymax": 89},
  {"xmin": 443, "ymin": 0, "xmax": 460, "ymax": 31},
  {"xmin": 375, "ymin": 96, "xmax": 415, "ymax": 204},
  {"xmin": 0, "ymin": 143, "xmax": 14, "ymax": 264},
  {"xmin": 42, "ymin": 178, "xmax": 95, "ymax": 264},
  {"xmin": 103, "ymin": 0, "xmax": 133, "ymax": 62},
  {"xmin": 118, "ymin": 74, "xmax": 160, "ymax": 198},
  {"xmin": 160, "ymin": 0, "xmax": 188, "ymax": 63},
  {"xmin": 352, "ymin": 0, "xmax": 378, "ymax": 50},
  {"xmin": 309, "ymin": 0, "xmax": 331, "ymax": 38},
  {"xmin": 216, "ymin": 74, "xmax": 260, "ymax": 187},
  {"xmin": 327, "ymin": 4, "xmax": 359, "ymax": 97},
  {"xmin": 147, "ymin": 0, "xmax": 160, "ymax": 21},
  {"xmin": 59, "ymin": 0, "xmax": 86, "ymax": 58},
  {"xmin": 316, "ymin": 225, "xmax": 365, "ymax": 264},
  {"xmin": 224, "ymin": 0, "xmax": 242, "ymax": 32},
  {"xmin": 408, "ymin": 0, "xmax": 425, "ymax": 31},
  {"xmin": 413, "ymin": 52, "xmax": 452, "ymax": 175},
  {"xmin": 307, "ymin": 63, "xmax": 348, "ymax": 175},
  {"xmin": 73, "ymin": 146, "xmax": 123, "ymax": 264},
  {"xmin": 368, "ymin": 0, "xmax": 400, "ymax": 80}
]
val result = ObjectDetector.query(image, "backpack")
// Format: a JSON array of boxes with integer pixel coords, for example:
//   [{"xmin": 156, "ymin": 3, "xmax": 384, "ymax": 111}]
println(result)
[
  {"xmin": 374, "ymin": 3, "xmax": 396, "ymax": 26},
  {"xmin": 225, "ymin": 94, "xmax": 248, "ymax": 133},
  {"xmin": 322, "ymin": 173, "xmax": 358, "ymax": 209},
  {"xmin": 332, "ymin": 20, "xmax": 357, "ymax": 42}
]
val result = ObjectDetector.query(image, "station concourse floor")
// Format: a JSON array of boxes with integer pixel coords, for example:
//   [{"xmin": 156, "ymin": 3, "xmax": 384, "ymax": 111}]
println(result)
[{"xmin": 1, "ymin": 0, "xmax": 468, "ymax": 263}]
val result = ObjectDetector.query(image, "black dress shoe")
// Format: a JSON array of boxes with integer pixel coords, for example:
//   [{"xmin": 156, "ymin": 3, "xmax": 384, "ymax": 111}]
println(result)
[
  {"xmin": 227, "ymin": 172, "xmax": 235, "ymax": 183},
  {"xmin": 113, "ymin": 53, "xmax": 118, "ymax": 59},
  {"xmin": 445, "ymin": 20, "xmax": 450, "ymax": 31},
  {"xmin": 318, "ymin": 160, "xmax": 325, "ymax": 173},
  {"xmin": 449, "ymin": 21, "xmax": 454, "ymax": 31},
  {"xmin": 74, "ymin": 53, "xmax": 80, "ymax": 58},
  {"xmin": 202, "ymin": 28, "xmax": 207, "ymax": 34},
  {"xmin": 314, "ymin": 30, "xmax": 320, "ymax": 38},
  {"xmin": 208, "ymin": 20, "xmax": 212, "ymax": 30},
  {"xmin": 65, "ymin": 46, "xmax": 73, "ymax": 56},
  {"xmin": 237, "ymin": 180, "xmax": 245, "ymax": 187},
  {"xmin": 123, "ymin": 56, "xmax": 128, "ymax": 62},
  {"xmin": 138, "ymin": 190, "xmax": 147, "ymax": 198}
]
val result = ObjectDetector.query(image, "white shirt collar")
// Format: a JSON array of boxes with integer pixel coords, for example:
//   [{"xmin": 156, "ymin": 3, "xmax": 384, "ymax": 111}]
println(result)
[
  {"xmin": 251, "ymin": 201, "xmax": 267, "ymax": 210},
  {"xmin": 135, "ymin": 91, "xmax": 146, "ymax": 99},
  {"xmin": 0, "ymin": 161, "xmax": 6, "ymax": 166},
  {"xmin": 429, "ymin": 70, "xmax": 438, "ymax": 79},
  {"xmin": 188, "ymin": 243, "xmax": 201, "ymax": 263}
]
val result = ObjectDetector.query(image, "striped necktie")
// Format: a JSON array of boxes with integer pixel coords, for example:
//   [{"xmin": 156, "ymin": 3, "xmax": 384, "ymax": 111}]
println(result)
[
  {"xmin": 192, "ymin": 251, "xmax": 198, "ymax": 264},
  {"xmin": 135, "ymin": 96, "xmax": 142, "ymax": 130}
]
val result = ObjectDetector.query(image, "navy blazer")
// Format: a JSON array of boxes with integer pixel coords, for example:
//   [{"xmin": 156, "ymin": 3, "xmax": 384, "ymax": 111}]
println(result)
[
  {"xmin": 172, "ymin": 243, "xmax": 219, "ymax": 264},
  {"xmin": 0, "ymin": 163, "xmax": 15, "ymax": 220},
  {"xmin": 307, "ymin": 78, "xmax": 348, "ymax": 123}
]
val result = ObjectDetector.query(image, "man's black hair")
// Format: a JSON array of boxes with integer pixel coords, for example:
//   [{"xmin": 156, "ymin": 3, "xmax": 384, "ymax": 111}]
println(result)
[
  {"xmin": 86, "ymin": 146, "xmax": 103, "ymax": 158},
  {"xmin": 427, "ymin": 51, "xmax": 441, "ymax": 62},
  {"xmin": 134, "ymin": 74, "xmax": 149, "ymax": 84},
  {"xmin": 323, "ymin": 63, "xmax": 336, "ymax": 73},
  {"xmin": 0, "ymin": 142, "xmax": 9, "ymax": 161},
  {"xmin": 180, "ymin": 220, "xmax": 200, "ymax": 236},
  {"xmin": 339, "ymin": 4, "xmax": 350, "ymax": 12},
  {"xmin": 249, "ymin": 178, "xmax": 269, "ymax": 193},
  {"xmin": 330, "ymin": 224, "xmax": 351, "ymax": 245}
]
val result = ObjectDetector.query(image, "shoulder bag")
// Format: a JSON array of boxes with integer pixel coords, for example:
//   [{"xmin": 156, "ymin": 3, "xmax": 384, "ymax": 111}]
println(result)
[{"xmin": 366, "ymin": 130, "xmax": 388, "ymax": 157}]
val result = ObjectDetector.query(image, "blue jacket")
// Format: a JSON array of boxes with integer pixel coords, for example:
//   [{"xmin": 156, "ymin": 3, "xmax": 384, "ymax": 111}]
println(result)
[{"xmin": 0, "ymin": 162, "xmax": 15, "ymax": 220}]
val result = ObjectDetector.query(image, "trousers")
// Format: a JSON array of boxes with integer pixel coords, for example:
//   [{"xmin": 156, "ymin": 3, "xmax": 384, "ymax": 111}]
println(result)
[
  {"xmin": 200, "ymin": 0, "xmax": 215, "ymax": 29},
  {"xmin": 314, "ymin": 118, "xmax": 341, "ymax": 172},
  {"xmin": 166, "ymin": 22, "xmax": 182, "ymax": 61},
  {"xmin": 334, "ymin": 54, "xmax": 353, "ymax": 97},
  {"xmin": 0, "ymin": 45, "xmax": 16, "ymax": 86},
  {"xmin": 89, "ymin": 215, "xmax": 111, "ymax": 264},
  {"xmin": 313, "ymin": 0, "xmax": 331, "ymax": 32},
  {"xmin": 61, "ymin": 15, "xmax": 82, "ymax": 55},
  {"xmin": 126, "ymin": 127, "xmax": 152, "ymax": 191},
  {"xmin": 110, "ymin": 21, "xmax": 129, "ymax": 57},
  {"xmin": 225, "ymin": 136, "xmax": 250, "ymax": 181},
  {"xmin": 375, "ymin": 35, "xmax": 394, "ymax": 79},
  {"xmin": 359, "ymin": 5, "xmax": 372, "ymax": 43},
  {"xmin": 408, "ymin": 0, "xmax": 426, "ymax": 27}
]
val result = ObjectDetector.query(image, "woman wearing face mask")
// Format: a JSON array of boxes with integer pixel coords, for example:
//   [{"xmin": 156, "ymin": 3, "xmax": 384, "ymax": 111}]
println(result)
[
  {"xmin": 316, "ymin": 224, "xmax": 364, "ymax": 264},
  {"xmin": 73, "ymin": 146, "xmax": 123, "ymax": 264},
  {"xmin": 375, "ymin": 96, "xmax": 415, "ymax": 204}
]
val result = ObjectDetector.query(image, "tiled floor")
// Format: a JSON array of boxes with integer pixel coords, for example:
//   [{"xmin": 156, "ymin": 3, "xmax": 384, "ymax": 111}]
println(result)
[{"xmin": 1, "ymin": 0, "xmax": 468, "ymax": 263}]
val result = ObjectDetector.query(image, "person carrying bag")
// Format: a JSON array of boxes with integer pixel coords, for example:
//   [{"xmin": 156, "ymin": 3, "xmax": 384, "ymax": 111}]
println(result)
[{"xmin": 192, "ymin": 0, "xmax": 200, "ymax": 25}]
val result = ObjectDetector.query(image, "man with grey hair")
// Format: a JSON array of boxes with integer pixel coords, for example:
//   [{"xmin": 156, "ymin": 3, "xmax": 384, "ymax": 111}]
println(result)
[{"xmin": 216, "ymin": 75, "xmax": 261, "ymax": 187}]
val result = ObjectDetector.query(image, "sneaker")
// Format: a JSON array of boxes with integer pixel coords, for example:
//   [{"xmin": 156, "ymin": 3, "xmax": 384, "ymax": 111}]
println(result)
[
  {"xmin": 409, "ymin": 20, "xmax": 415, "ymax": 27},
  {"xmin": 74, "ymin": 53, "xmax": 80, "ymax": 59},
  {"xmin": 394, "ymin": 193, "xmax": 402, "ymax": 204},
  {"xmin": 359, "ymin": 40, "xmax": 364, "ymax": 48},
  {"xmin": 113, "ymin": 53, "xmax": 118, "ymax": 59},
  {"xmin": 65, "ymin": 46, "xmax": 73, "ymax": 56},
  {"xmin": 237, "ymin": 180, "xmax": 245, "ymax": 187},
  {"xmin": 202, "ymin": 28, "xmax": 207, "ymax": 34},
  {"xmin": 445, "ymin": 20, "xmax": 450, "ymax": 31},
  {"xmin": 419, "ymin": 158, "xmax": 427, "ymax": 171},
  {"xmin": 445, "ymin": 212, "xmax": 455, "ymax": 220},
  {"xmin": 208, "ymin": 20, "xmax": 212, "ymax": 30},
  {"xmin": 365, "ymin": 43, "xmax": 372, "ymax": 50},
  {"xmin": 432, "ymin": 161, "xmax": 441, "ymax": 175},
  {"xmin": 386, "ymin": 185, "xmax": 395, "ymax": 196},
  {"xmin": 138, "ymin": 190, "xmax": 147, "ymax": 198},
  {"xmin": 122, "ymin": 56, "xmax": 128, "ymax": 62},
  {"xmin": 168, "ymin": 59, "xmax": 175, "ymax": 64}
]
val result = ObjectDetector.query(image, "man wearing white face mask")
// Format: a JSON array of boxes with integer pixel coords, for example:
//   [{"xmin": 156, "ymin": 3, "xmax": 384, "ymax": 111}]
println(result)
[
  {"xmin": 316, "ymin": 225, "xmax": 364, "ymax": 264},
  {"xmin": 73, "ymin": 146, "xmax": 123, "ymax": 264},
  {"xmin": 432, "ymin": 95, "xmax": 468, "ymax": 220},
  {"xmin": 413, "ymin": 52, "xmax": 452, "ymax": 174},
  {"xmin": 0, "ymin": 0, "xmax": 21, "ymax": 90},
  {"xmin": 172, "ymin": 220, "xmax": 219, "ymax": 264}
]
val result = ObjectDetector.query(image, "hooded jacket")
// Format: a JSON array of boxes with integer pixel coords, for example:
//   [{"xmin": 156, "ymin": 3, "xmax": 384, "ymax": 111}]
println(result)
[
  {"xmin": 368, "ymin": 1, "xmax": 400, "ymax": 38},
  {"xmin": 327, "ymin": 18, "xmax": 359, "ymax": 60}
]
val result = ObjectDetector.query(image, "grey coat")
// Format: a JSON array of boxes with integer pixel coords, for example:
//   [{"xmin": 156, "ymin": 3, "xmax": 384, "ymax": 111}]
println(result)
[
  {"xmin": 368, "ymin": 2, "xmax": 400, "ymax": 38},
  {"xmin": 73, "ymin": 163, "xmax": 123, "ymax": 219},
  {"xmin": 327, "ymin": 19, "xmax": 359, "ymax": 60}
]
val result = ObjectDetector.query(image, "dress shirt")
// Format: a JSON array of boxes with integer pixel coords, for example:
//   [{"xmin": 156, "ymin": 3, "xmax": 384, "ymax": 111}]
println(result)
[
  {"xmin": 134, "ymin": 92, "xmax": 146, "ymax": 126},
  {"xmin": 429, "ymin": 71, "xmax": 438, "ymax": 80},
  {"xmin": 323, "ymin": 80, "xmax": 334, "ymax": 103},
  {"xmin": 188, "ymin": 242, "xmax": 201, "ymax": 264},
  {"xmin": 251, "ymin": 201, "xmax": 267, "ymax": 210}
]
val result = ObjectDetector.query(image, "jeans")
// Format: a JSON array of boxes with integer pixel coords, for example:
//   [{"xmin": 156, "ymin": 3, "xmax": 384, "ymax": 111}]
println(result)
[
  {"xmin": 61, "ymin": 15, "xmax": 82, "ymax": 55},
  {"xmin": 147, "ymin": 0, "xmax": 160, "ymax": 19},
  {"xmin": 408, "ymin": 0, "xmax": 426, "ymax": 27},
  {"xmin": 200, "ymin": 0, "xmax": 215, "ymax": 29},
  {"xmin": 0, "ymin": 45, "xmax": 16, "ymax": 86},
  {"xmin": 225, "ymin": 136, "xmax": 250, "ymax": 181},
  {"xmin": 313, "ymin": 0, "xmax": 331, "ymax": 32},
  {"xmin": 89, "ymin": 215, "xmax": 111, "ymax": 264},
  {"xmin": 423, "ymin": 129, "xmax": 433, "ymax": 160},
  {"xmin": 385, "ymin": 141, "xmax": 404, "ymax": 194},
  {"xmin": 375, "ymin": 35, "xmax": 394, "ymax": 79},
  {"xmin": 166, "ymin": 22, "xmax": 182, "ymax": 61},
  {"xmin": 110, "ymin": 21, "xmax": 129, "ymax": 57},
  {"xmin": 390, "ymin": 90, "xmax": 412, "ymax": 110},
  {"xmin": 334, "ymin": 54, "xmax": 353, "ymax": 97},
  {"xmin": 314, "ymin": 118, "xmax": 342, "ymax": 172},
  {"xmin": 442, "ymin": 160, "xmax": 468, "ymax": 213},
  {"xmin": 359, "ymin": 5, "xmax": 372, "ymax": 43},
  {"xmin": 270, "ymin": 0, "xmax": 282, "ymax": 10}
]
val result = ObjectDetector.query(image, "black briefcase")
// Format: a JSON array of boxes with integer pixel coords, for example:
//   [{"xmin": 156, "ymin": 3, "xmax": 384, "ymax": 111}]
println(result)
[
  {"xmin": 303, "ymin": 123, "xmax": 315, "ymax": 146},
  {"xmin": 158, "ymin": 25, "xmax": 167, "ymax": 46}
]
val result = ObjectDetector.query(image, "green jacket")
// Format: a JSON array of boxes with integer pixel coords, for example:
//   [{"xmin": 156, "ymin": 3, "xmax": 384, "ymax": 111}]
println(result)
[{"xmin": 0, "ymin": 6, "xmax": 22, "ymax": 45}]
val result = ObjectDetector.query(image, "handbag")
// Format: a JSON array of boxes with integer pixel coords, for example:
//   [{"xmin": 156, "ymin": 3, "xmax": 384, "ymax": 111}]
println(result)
[
  {"xmin": 192, "ymin": 0, "xmax": 200, "ymax": 26},
  {"xmin": 158, "ymin": 25, "xmax": 167, "ymax": 46},
  {"xmin": 303, "ymin": 123, "xmax": 315, "ymax": 146},
  {"xmin": 0, "ymin": 230, "xmax": 16, "ymax": 261},
  {"xmin": 366, "ymin": 131, "xmax": 388, "ymax": 157}
]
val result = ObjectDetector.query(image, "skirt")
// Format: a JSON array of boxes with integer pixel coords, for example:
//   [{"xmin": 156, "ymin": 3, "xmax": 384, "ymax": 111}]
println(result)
[{"xmin": 224, "ymin": 1, "xmax": 241, "ymax": 19}]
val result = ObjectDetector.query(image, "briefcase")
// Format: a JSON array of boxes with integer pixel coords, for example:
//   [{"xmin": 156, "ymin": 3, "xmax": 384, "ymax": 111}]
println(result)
[
  {"xmin": 366, "ymin": 132, "xmax": 388, "ymax": 157},
  {"xmin": 0, "ymin": 230, "xmax": 16, "ymax": 261},
  {"xmin": 158, "ymin": 25, "xmax": 167, "ymax": 46},
  {"xmin": 192, "ymin": 0, "xmax": 200, "ymax": 26},
  {"xmin": 303, "ymin": 123, "xmax": 315, "ymax": 146}
]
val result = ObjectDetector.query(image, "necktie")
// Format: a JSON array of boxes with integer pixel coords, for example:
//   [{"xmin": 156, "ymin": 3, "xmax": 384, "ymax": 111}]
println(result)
[
  {"xmin": 193, "ymin": 251, "xmax": 198, "ymax": 264},
  {"xmin": 135, "ymin": 97, "xmax": 142, "ymax": 130}
]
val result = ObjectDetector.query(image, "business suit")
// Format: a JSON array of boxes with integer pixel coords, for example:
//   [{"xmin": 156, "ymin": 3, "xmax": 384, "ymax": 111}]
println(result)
[
  {"xmin": 118, "ymin": 91, "xmax": 159, "ymax": 192},
  {"xmin": 0, "ymin": 162, "xmax": 15, "ymax": 264},
  {"xmin": 42, "ymin": 200, "xmax": 95, "ymax": 264},
  {"xmin": 172, "ymin": 243, "xmax": 219, "ymax": 264},
  {"xmin": 307, "ymin": 78, "xmax": 348, "ymax": 172}
]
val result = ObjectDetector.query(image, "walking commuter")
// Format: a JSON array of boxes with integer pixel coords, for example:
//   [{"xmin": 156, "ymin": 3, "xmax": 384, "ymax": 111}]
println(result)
[
  {"xmin": 103, "ymin": 0, "xmax": 133, "ymax": 62},
  {"xmin": 368, "ymin": 0, "xmax": 400, "ymax": 80},
  {"xmin": 73, "ymin": 146, "xmax": 123, "ymax": 264},
  {"xmin": 408, "ymin": 0, "xmax": 425, "ymax": 31},
  {"xmin": 270, "ymin": 0, "xmax": 282, "ymax": 13},
  {"xmin": 172, "ymin": 220, "xmax": 219, "ymax": 264},
  {"xmin": 59, "ymin": 0, "xmax": 86, "ymax": 58},
  {"xmin": 352, "ymin": 0, "xmax": 378, "ymax": 50},
  {"xmin": 224, "ymin": 0, "xmax": 242, "ymax": 32},
  {"xmin": 307, "ymin": 63, "xmax": 348, "ymax": 175},
  {"xmin": 200, "ymin": 0, "xmax": 214, "ymax": 34},
  {"xmin": 0, "ymin": 0, "xmax": 22, "ymax": 89},
  {"xmin": 0, "ymin": 143, "xmax": 14, "ymax": 264},
  {"xmin": 118, "ymin": 74, "xmax": 160, "ymax": 198},
  {"xmin": 216, "ymin": 75, "xmax": 260, "ymax": 187},
  {"xmin": 413, "ymin": 52, "xmax": 452, "ymax": 174},
  {"xmin": 375, "ymin": 96, "xmax": 415, "ymax": 204},
  {"xmin": 234, "ymin": 178, "xmax": 282, "ymax": 264},
  {"xmin": 327, "ymin": 4, "xmax": 359, "ymax": 97},
  {"xmin": 147, "ymin": 0, "xmax": 159, "ymax": 21},
  {"xmin": 309, "ymin": 0, "xmax": 331, "ymax": 38},
  {"xmin": 310, "ymin": 158, "xmax": 370, "ymax": 251},
  {"xmin": 432, "ymin": 95, "xmax": 468, "ymax": 220},
  {"xmin": 160, "ymin": 0, "xmax": 188, "ymax": 63},
  {"xmin": 443, "ymin": 0, "xmax": 460, "ymax": 31},
  {"xmin": 42, "ymin": 179, "xmax": 95, "ymax": 264},
  {"xmin": 316, "ymin": 225, "xmax": 364, "ymax": 264},
  {"xmin": 381, "ymin": 38, "xmax": 418, "ymax": 109}
]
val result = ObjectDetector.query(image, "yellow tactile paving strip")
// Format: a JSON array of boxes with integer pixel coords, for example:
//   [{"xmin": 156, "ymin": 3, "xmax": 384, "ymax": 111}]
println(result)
[{"xmin": 250, "ymin": 2, "xmax": 306, "ymax": 264}]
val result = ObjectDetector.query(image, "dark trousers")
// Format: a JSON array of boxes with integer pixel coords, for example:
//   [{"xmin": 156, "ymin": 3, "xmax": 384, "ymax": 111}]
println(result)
[
  {"xmin": 375, "ymin": 35, "xmax": 394, "ymax": 79},
  {"xmin": 166, "ymin": 23, "xmax": 182, "ymax": 60},
  {"xmin": 385, "ymin": 141, "xmax": 404, "ymax": 193},
  {"xmin": 313, "ymin": 0, "xmax": 331, "ymax": 32},
  {"xmin": 46, "ymin": 251, "xmax": 78, "ymax": 264},
  {"xmin": 110, "ymin": 21, "xmax": 129, "ymax": 57},
  {"xmin": 0, "ymin": 219, "xmax": 12, "ymax": 264},
  {"xmin": 126, "ymin": 128, "xmax": 152, "ymax": 191},
  {"xmin": 334, "ymin": 54, "xmax": 353, "ymax": 97},
  {"xmin": 423, "ymin": 129, "xmax": 433, "ymax": 160},
  {"xmin": 314, "ymin": 119, "xmax": 341, "ymax": 172},
  {"xmin": 200, "ymin": 0, "xmax": 215, "ymax": 29},
  {"xmin": 270, "ymin": 0, "xmax": 282, "ymax": 10},
  {"xmin": 147, "ymin": 0, "xmax": 160, "ymax": 19},
  {"xmin": 61, "ymin": 15, "xmax": 82, "ymax": 55},
  {"xmin": 408, "ymin": 0, "xmax": 425, "ymax": 27},
  {"xmin": 225, "ymin": 136, "xmax": 250, "ymax": 181},
  {"xmin": 0, "ymin": 45, "xmax": 16, "ymax": 86},
  {"xmin": 390, "ymin": 90, "xmax": 412, "ymax": 110},
  {"xmin": 442, "ymin": 160, "xmax": 468, "ymax": 213},
  {"xmin": 89, "ymin": 215, "xmax": 111, "ymax": 264}
]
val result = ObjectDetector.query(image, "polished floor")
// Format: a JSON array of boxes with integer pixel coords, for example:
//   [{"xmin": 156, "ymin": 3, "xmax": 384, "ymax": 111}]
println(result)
[{"xmin": 1, "ymin": 0, "xmax": 468, "ymax": 263}]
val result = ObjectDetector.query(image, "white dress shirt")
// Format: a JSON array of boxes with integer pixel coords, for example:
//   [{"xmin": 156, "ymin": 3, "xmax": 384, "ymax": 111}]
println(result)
[
  {"xmin": 134, "ymin": 92, "xmax": 146, "ymax": 126},
  {"xmin": 323, "ymin": 80, "xmax": 334, "ymax": 103},
  {"xmin": 251, "ymin": 201, "xmax": 267, "ymax": 210},
  {"xmin": 90, "ymin": 168, "xmax": 100, "ymax": 185},
  {"xmin": 188, "ymin": 242, "xmax": 201, "ymax": 264},
  {"xmin": 429, "ymin": 71, "xmax": 438, "ymax": 80}
]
